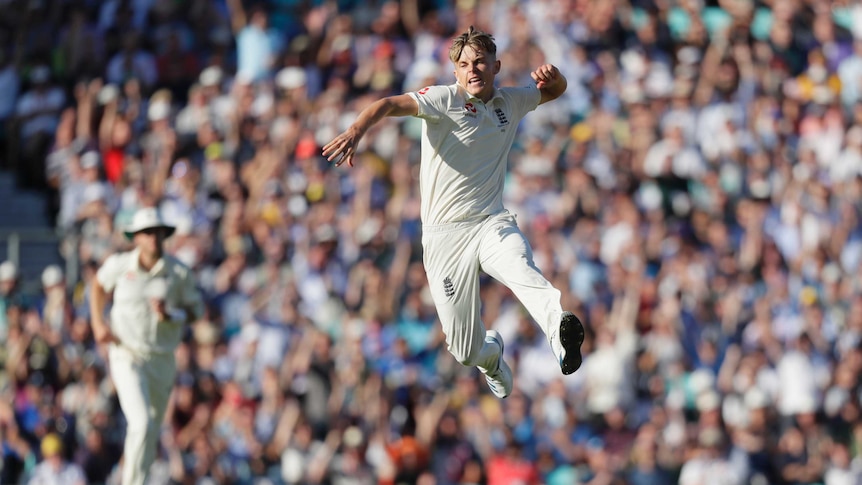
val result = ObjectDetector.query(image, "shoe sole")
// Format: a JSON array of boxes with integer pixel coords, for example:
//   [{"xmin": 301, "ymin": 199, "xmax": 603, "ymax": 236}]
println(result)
[{"xmin": 560, "ymin": 312, "xmax": 585, "ymax": 375}]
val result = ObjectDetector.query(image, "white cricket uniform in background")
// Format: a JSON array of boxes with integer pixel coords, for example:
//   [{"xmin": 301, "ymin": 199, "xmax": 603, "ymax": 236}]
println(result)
[
  {"xmin": 96, "ymin": 248, "xmax": 203, "ymax": 485},
  {"xmin": 407, "ymin": 83, "xmax": 563, "ymax": 370}
]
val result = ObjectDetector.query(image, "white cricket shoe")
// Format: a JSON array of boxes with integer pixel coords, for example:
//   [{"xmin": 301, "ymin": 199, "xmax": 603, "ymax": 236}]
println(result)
[{"xmin": 482, "ymin": 330, "xmax": 513, "ymax": 399}]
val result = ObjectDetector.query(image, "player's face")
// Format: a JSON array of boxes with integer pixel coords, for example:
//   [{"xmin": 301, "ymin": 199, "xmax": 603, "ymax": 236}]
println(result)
[
  {"xmin": 454, "ymin": 45, "xmax": 500, "ymax": 102},
  {"xmin": 134, "ymin": 228, "xmax": 167, "ymax": 256}
]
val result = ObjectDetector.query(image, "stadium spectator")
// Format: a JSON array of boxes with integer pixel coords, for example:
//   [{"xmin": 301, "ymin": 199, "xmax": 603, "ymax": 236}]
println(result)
[{"xmin": 27, "ymin": 433, "xmax": 86, "ymax": 485}]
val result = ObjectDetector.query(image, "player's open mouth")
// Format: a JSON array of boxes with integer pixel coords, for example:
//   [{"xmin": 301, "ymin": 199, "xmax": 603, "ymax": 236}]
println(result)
[{"xmin": 469, "ymin": 78, "xmax": 482, "ymax": 85}]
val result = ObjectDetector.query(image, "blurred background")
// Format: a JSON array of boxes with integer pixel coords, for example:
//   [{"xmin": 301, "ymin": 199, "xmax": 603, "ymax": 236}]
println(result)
[{"xmin": 1, "ymin": 0, "xmax": 862, "ymax": 484}]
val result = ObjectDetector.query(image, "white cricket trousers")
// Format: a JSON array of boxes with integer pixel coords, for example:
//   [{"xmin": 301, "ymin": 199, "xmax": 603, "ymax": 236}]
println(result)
[
  {"xmin": 422, "ymin": 211, "xmax": 563, "ymax": 371},
  {"xmin": 109, "ymin": 345, "xmax": 176, "ymax": 485}
]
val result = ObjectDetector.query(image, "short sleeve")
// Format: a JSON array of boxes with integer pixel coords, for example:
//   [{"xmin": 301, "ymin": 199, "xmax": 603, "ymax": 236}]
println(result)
[
  {"xmin": 503, "ymin": 84, "xmax": 542, "ymax": 120},
  {"xmin": 96, "ymin": 254, "xmax": 124, "ymax": 292},
  {"xmin": 407, "ymin": 85, "xmax": 450, "ymax": 122}
]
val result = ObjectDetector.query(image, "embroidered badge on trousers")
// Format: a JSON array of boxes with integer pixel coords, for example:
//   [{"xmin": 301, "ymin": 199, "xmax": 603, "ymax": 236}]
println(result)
[{"xmin": 443, "ymin": 277, "xmax": 455, "ymax": 298}]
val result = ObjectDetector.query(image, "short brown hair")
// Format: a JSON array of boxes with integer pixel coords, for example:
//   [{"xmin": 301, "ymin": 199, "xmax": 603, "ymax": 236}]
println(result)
[{"xmin": 449, "ymin": 26, "xmax": 497, "ymax": 63}]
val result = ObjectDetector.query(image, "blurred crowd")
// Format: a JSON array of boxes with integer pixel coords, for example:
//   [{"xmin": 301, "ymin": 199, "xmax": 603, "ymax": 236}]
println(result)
[{"xmin": 2, "ymin": 0, "xmax": 862, "ymax": 484}]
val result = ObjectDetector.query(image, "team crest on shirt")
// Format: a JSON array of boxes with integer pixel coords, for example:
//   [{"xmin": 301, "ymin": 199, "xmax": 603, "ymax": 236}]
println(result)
[
  {"xmin": 494, "ymin": 108, "xmax": 509, "ymax": 127},
  {"xmin": 443, "ymin": 277, "xmax": 455, "ymax": 298},
  {"xmin": 463, "ymin": 102, "xmax": 478, "ymax": 118}
]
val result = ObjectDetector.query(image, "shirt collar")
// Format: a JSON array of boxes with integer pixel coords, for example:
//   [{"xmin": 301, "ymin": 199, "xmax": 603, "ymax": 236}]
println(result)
[
  {"xmin": 458, "ymin": 83, "xmax": 501, "ymax": 104},
  {"xmin": 130, "ymin": 247, "xmax": 168, "ymax": 276}
]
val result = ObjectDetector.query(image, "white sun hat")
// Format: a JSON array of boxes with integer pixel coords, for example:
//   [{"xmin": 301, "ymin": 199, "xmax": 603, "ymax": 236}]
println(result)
[
  {"xmin": 41, "ymin": 265, "xmax": 63, "ymax": 287},
  {"xmin": 275, "ymin": 66, "xmax": 307, "ymax": 90},
  {"xmin": 0, "ymin": 261, "xmax": 17, "ymax": 282},
  {"xmin": 124, "ymin": 207, "xmax": 176, "ymax": 240}
]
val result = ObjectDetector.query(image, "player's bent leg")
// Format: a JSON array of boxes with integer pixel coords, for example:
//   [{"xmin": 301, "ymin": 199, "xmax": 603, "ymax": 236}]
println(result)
[
  {"xmin": 478, "ymin": 213, "xmax": 562, "ymax": 335},
  {"xmin": 109, "ymin": 347, "xmax": 152, "ymax": 485},
  {"xmin": 423, "ymin": 221, "xmax": 511, "ymax": 394},
  {"xmin": 432, "ymin": 293, "xmax": 511, "ymax": 397},
  {"xmin": 479, "ymin": 212, "xmax": 585, "ymax": 375},
  {"xmin": 143, "ymin": 356, "xmax": 176, "ymax": 478}
]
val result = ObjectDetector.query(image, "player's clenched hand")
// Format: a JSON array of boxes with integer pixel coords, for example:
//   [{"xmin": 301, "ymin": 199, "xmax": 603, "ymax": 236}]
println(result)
[
  {"xmin": 93, "ymin": 323, "xmax": 119, "ymax": 345},
  {"xmin": 322, "ymin": 128, "xmax": 361, "ymax": 167},
  {"xmin": 150, "ymin": 298, "xmax": 168, "ymax": 322},
  {"xmin": 531, "ymin": 64, "xmax": 560, "ymax": 89}
]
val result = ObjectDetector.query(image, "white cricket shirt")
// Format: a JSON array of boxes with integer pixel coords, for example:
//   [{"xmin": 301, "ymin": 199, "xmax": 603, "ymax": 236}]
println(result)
[
  {"xmin": 407, "ymin": 83, "xmax": 541, "ymax": 225},
  {"xmin": 96, "ymin": 248, "xmax": 204, "ymax": 355}
]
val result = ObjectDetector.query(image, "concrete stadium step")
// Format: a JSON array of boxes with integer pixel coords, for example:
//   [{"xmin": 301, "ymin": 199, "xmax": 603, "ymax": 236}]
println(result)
[
  {"xmin": 0, "ymin": 170, "xmax": 61, "ymax": 291},
  {"xmin": 0, "ymin": 171, "xmax": 51, "ymax": 228}
]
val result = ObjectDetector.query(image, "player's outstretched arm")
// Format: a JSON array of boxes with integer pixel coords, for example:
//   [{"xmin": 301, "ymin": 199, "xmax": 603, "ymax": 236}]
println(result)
[
  {"xmin": 323, "ymin": 94, "xmax": 419, "ymax": 167},
  {"xmin": 531, "ymin": 64, "xmax": 567, "ymax": 105}
]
